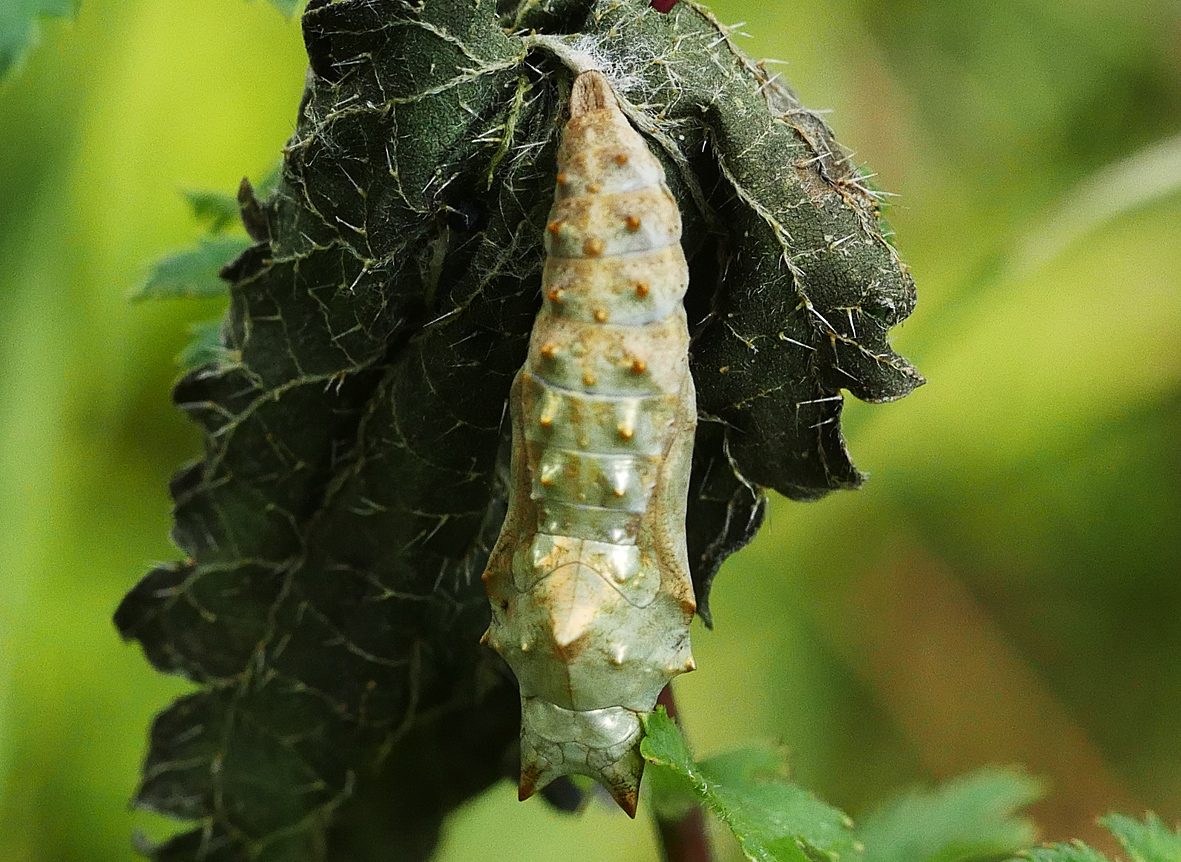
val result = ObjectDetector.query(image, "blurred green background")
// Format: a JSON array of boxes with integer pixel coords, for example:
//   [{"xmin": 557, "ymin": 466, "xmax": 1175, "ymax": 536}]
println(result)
[{"xmin": 1, "ymin": 1, "xmax": 1178, "ymax": 859}]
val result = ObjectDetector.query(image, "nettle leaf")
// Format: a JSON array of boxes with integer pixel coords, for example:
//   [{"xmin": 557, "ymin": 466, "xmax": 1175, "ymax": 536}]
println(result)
[
  {"xmin": 136, "ymin": 169, "xmax": 278, "ymax": 303},
  {"xmin": 267, "ymin": 0, "xmax": 302, "ymax": 17},
  {"xmin": 0, "ymin": 0, "xmax": 76, "ymax": 78},
  {"xmin": 177, "ymin": 318, "xmax": 231, "ymax": 370},
  {"xmin": 131, "ymin": 235, "xmax": 251, "ymax": 302},
  {"xmin": 641, "ymin": 709, "xmax": 856, "ymax": 862},
  {"xmin": 117, "ymin": 0, "xmax": 918, "ymax": 857},
  {"xmin": 1101, "ymin": 813, "xmax": 1181, "ymax": 861},
  {"xmin": 1022, "ymin": 846, "xmax": 1113, "ymax": 862},
  {"xmin": 857, "ymin": 768, "xmax": 1042, "ymax": 862},
  {"xmin": 1019, "ymin": 813, "xmax": 1181, "ymax": 862},
  {"xmin": 182, "ymin": 189, "xmax": 240, "ymax": 234}
]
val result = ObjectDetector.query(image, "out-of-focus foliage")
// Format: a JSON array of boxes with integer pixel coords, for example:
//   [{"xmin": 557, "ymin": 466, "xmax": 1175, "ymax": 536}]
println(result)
[
  {"xmin": 857, "ymin": 769, "xmax": 1043, "ymax": 862},
  {"xmin": 0, "ymin": 0, "xmax": 1178, "ymax": 860},
  {"xmin": 130, "ymin": 235, "xmax": 249, "ymax": 301},
  {"xmin": 131, "ymin": 168, "xmax": 277, "ymax": 303},
  {"xmin": 1020, "ymin": 814, "xmax": 1181, "ymax": 862},
  {"xmin": 0, "ymin": 0, "xmax": 76, "ymax": 77},
  {"xmin": 266, "ymin": 0, "xmax": 301, "ymax": 16}
]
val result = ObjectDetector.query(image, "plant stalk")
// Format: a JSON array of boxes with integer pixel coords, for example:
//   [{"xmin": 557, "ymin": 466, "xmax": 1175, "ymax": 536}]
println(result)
[{"xmin": 653, "ymin": 686, "xmax": 713, "ymax": 862}]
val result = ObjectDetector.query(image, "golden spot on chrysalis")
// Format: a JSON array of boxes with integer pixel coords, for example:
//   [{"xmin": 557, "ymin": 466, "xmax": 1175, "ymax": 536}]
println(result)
[
  {"xmin": 556, "ymin": 172, "xmax": 569, "ymax": 186},
  {"xmin": 540, "ymin": 342, "xmax": 558, "ymax": 360},
  {"xmin": 547, "ymin": 220, "xmax": 564, "ymax": 235},
  {"xmin": 614, "ymin": 152, "xmax": 629, "ymax": 166},
  {"xmin": 683, "ymin": 657, "xmax": 697, "ymax": 672},
  {"xmin": 625, "ymin": 215, "xmax": 641, "ymax": 232},
  {"xmin": 593, "ymin": 307, "xmax": 608, "ymax": 323},
  {"xmin": 630, "ymin": 358, "xmax": 647, "ymax": 374},
  {"xmin": 634, "ymin": 281, "xmax": 650, "ymax": 298},
  {"xmin": 583, "ymin": 371, "xmax": 597, "ymax": 387},
  {"xmin": 539, "ymin": 474, "xmax": 555, "ymax": 487},
  {"xmin": 617, "ymin": 423, "xmax": 634, "ymax": 441},
  {"xmin": 520, "ymin": 640, "xmax": 532, "ymax": 653},
  {"xmin": 539, "ymin": 413, "xmax": 555, "ymax": 429},
  {"xmin": 547, "ymin": 288, "xmax": 564, "ymax": 303},
  {"xmin": 583, "ymin": 237, "xmax": 605, "ymax": 257},
  {"xmin": 587, "ymin": 182, "xmax": 601, "ymax": 193}
]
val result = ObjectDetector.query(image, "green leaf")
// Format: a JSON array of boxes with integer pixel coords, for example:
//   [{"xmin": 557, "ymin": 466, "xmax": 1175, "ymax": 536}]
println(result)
[
  {"xmin": 0, "ymin": 0, "xmax": 76, "ymax": 78},
  {"xmin": 1021, "ymin": 845, "xmax": 1111, "ymax": 862},
  {"xmin": 266, "ymin": 0, "xmax": 301, "ymax": 16},
  {"xmin": 182, "ymin": 189, "xmax": 240, "ymax": 234},
  {"xmin": 183, "ymin": 167, "xmax": 280, "ymax": 234},
  {"xmin": 178, "ymin": 318, "xmax": 229, "ymax": 369},
  {"xmin": 1102, "ymin": 813, "xmax": 1181, "ymax": 862},
  {"xmin": 1016, "ymin": 813, "xmax": 1181, "ymax": 862},
  {"xmin": 131, "ymin": 235, "xmax": 250, "ymax": 301},
  {"xmin": 858, "ymin": 768, "xmax": 1043, "ymax": 862},
  {"xmin": 641, "ymin": 709, "xmax": 856, "ymax": 862}
]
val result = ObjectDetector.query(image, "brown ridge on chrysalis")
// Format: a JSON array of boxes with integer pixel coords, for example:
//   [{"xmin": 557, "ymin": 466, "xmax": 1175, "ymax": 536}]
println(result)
[{"xmin": 481, "ymin": 70, "xmax": 697, "ymax": 817}]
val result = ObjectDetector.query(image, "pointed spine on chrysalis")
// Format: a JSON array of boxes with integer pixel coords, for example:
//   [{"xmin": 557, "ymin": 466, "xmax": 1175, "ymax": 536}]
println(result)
[{"xmin": 481, "ymin": 70, "xmax": 697, "ymax": 817}]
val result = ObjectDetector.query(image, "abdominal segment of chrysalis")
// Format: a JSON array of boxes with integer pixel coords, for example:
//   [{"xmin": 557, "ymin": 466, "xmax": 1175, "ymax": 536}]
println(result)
[{"xmin": 480, "ymin": 70, "xmax": 697, "ymax": 817}]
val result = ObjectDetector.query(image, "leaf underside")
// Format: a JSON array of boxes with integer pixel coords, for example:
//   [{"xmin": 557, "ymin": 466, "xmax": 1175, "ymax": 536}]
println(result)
[{"xmin": 116, "ymin": 0, "xmax": 919, "ymax": 858}]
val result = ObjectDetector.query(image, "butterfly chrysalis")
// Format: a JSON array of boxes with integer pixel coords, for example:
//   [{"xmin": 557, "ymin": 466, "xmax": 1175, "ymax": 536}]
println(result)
[{"xmin": 481, "ymin": 70, "xmax": 697, "ymax": 816}]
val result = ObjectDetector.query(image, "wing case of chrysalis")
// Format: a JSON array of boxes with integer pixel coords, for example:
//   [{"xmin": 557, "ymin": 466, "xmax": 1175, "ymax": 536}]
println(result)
[{"xmin": 481, "ymin": 70, "xmax": 697, "ymax": 817}]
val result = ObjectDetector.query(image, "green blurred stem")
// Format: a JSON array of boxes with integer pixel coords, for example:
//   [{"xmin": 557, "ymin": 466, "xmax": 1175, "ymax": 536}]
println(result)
[{"xmin": 654, "ymin": 687, "xmax": 713, "ymax": 862}]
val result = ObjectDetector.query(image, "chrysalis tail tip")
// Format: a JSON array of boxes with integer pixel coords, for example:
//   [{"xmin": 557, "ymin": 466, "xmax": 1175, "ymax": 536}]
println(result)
[
  {"xmin": 519, "ymin": 764, "xmax": 641, "ymax": 818},
  {"xmin": 517, "ymin": 699, "xmax": 646, "ymax": 817},
  {"xmin": 608, "ymin": 781, "xmax": 640, "ymax": 819},
  {"xmin": 518, "ymin": 768, "xmax": 541, "ymax": 803}
]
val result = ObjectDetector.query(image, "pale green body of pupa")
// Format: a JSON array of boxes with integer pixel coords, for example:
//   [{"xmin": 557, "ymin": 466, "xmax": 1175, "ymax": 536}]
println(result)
[{"xmin": 481, "ymin": 71, "xmax": 697, "ymax": 816}]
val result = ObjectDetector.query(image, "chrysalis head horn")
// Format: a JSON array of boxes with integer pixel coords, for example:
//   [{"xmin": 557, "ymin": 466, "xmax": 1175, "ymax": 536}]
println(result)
[{"xmin": 570, "ymin": 70, "xmax": 617, "ymax": 117}]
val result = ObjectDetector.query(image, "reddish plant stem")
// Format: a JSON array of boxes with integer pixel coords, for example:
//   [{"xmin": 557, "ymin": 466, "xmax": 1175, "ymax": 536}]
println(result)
[{"xmin": 653, "ymin": 686, "xmax": 713, "ymax": 862}]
